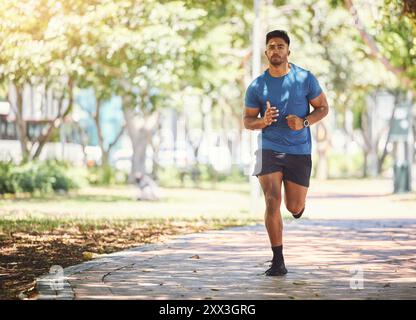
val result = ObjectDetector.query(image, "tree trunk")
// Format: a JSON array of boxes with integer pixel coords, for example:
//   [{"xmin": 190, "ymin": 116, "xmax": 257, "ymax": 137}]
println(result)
[
  {"xmin": 122, "ymin": 96, "xmax": 159, "ymax": 183},
  {"xmin": 412, "ymin": 117, "xmax": 416, "ymax": 163},
  {"xmin": 32, "ymin": 79, "xmax": 74, "ymax": 160},
  {"xmin": 313, "ymin": 121, "xmax": 330, "ymax": 180},
  {"xmin": 361, "ymin": 97, "xmax": 380, "ymax": 178},
  {"xmin": 73, "ymin": 121, "xmax": 89, "ymax": 165},
  {"xmin": 8, "ymin": 79, "xmax": 76, "ymax": 162},
  {"xmin": 366, "ymin": 145, "xmax": 379, "ymax": 177},
  {"xmin": 90, "ymin": 93, "xmax": 126, "ymax": 168},
  {"xmin": 150, "ymin": 123, "xmax": 162, "ymax": 180},
  {"xmin": 232, "ymin": 103, "xmax": 244, "ymax": 169},
  {"xmin": 191, "ymin": 96, "xmax": 205, "ymax": 164},
  {"xmin": 363, "ymin": 148, "xmax": 368, "ymax": 178},
  {"xmin": 92, "ymin": 99, "xmax": 108, "ymax": 167},
  {"xmin": 9, "ymin": 83, "xmax": 30, "ymax": 161},
  {"xmin": 377, "ymin": 99, "xmax": 398, "ymax": 174}
]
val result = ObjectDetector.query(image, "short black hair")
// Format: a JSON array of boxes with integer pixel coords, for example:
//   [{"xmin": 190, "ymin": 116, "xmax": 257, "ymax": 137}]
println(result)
[{"xmin": 266, "ymin": 30, "xmax": 290, "ymax": 46}]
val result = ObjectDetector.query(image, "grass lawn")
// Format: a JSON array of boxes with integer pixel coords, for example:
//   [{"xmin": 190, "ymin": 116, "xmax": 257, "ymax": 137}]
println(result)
[{"xmin": 0, "ymin": 182, "xmax": 268, "ymax": 300}]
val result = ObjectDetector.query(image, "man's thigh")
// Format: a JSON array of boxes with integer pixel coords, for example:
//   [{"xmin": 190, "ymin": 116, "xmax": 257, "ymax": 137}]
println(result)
[{"xmin": 258, "ymin": 171, "xmax": 284, "ymax": 197}]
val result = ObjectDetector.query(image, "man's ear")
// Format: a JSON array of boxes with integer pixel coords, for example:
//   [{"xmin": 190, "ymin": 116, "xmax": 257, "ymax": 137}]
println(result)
[{"xmin": 288, "ymin": 50, "xmax": 291, "ymax": 56}]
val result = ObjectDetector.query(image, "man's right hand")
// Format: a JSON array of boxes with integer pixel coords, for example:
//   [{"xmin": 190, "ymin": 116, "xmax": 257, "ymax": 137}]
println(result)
[{"xmin": 263, "ymin": 101, "xmax": 279, "ymax": 126}]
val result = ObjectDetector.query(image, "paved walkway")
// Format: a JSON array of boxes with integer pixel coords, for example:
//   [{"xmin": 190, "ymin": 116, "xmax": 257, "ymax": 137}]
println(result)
[{"xmin": 36, "ymin": 218, "xmax": 416, "ymax": 300}]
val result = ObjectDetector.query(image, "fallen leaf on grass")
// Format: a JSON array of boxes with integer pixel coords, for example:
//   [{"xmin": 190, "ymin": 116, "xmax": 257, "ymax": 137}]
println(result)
[{"xmin": 82, "ymin": 251, "xmax": 100, "ymax": 260}]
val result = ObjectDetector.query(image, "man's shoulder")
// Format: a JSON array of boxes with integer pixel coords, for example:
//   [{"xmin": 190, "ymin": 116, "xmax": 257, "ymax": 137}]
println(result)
[
  {"xmin": 290, "ymin": 63, "xmax": 319, "ymax": 86},
  {"xmin": 290, "ymin": 63, "xmax": 312, "ymax": 76}
]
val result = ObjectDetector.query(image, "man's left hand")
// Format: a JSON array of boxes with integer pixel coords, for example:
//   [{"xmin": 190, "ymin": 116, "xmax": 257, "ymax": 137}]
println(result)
[{"xmin": 286, "ymin": 115, "xmax": 304, "ymax": 131}]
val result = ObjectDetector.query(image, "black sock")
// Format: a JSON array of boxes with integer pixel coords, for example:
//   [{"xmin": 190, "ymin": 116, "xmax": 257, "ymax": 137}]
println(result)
[{"xmin": 272, "ymin": 245, "xmax": 284, "ymax": 264}]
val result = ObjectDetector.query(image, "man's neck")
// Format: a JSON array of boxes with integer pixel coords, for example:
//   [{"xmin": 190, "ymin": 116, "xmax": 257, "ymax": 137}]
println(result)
[{"xmin": 268, "ymin": 62, "xmax": 290, "ymax": 78}]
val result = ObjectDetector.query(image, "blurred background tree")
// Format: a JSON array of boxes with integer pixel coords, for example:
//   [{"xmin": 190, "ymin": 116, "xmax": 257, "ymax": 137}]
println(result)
[{"xmin": 0, "ymin": 0, "xmax": 415, "ymax": 192}]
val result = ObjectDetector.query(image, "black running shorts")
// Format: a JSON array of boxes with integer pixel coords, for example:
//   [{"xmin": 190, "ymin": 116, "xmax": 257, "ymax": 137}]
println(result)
[{"xmin": 252, "ymin": 149, "xmax": 312, "ymax": 187}]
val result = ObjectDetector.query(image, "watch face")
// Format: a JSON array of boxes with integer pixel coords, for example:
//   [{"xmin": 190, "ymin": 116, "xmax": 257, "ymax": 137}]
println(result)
[{"xmin": 304, "ymin": 119, "xmax": 309, "ymax": 127}]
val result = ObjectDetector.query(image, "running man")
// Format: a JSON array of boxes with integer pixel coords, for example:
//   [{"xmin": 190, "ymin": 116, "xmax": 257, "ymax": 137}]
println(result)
[{"xmin": 243, "ymin": 30, "xmax": 329, "ymax": 276}]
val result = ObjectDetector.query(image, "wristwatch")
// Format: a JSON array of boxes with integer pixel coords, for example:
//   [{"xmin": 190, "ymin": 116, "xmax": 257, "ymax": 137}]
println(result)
[{"xmin": 303, "ymin": 117, "xmax": 310, "ymax": 128}]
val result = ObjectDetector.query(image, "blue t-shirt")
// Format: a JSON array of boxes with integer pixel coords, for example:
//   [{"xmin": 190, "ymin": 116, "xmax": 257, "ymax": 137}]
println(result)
[{"xmin": 244, "ymin": 63, "xmax": 322, "ymax": 155}]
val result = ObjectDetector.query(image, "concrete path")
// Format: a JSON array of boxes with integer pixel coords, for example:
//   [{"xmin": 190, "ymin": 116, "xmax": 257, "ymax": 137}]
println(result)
[{"xmin": 36, "ymin": 218, "xmax": 416, "ymax": 300}]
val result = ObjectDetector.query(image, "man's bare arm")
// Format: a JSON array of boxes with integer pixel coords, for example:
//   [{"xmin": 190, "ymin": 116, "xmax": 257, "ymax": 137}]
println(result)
[
  {"xmin": 243, "ymin": 101, "xmax": 279, "ymax": 130},
  {"xmin": 306, "ymin": 92, "xmax": 329, "ymax": 125}
]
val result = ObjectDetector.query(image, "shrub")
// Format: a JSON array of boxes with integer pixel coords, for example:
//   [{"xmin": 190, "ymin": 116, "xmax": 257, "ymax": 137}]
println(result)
[
  {"xmin": 0, "ymin": 161, "xmax": 18, "ymax": 194},
  {"xmin": 325, "ymin": 152, "xmax": 365, "ymax": 178},
  {"xmin": 87, "ymin": 165, "xmax": 126, "ymax": 186},
  {"xmin": 42, "ymin": 160, "xmax": 79, "ymax": 192},
  {"xmin": 0, "ymin": 160, "xmax": 79, "ymax": 195},
  {"xmin": 155, "ymin": 165, "xmax": 181, "ymax": 187}
]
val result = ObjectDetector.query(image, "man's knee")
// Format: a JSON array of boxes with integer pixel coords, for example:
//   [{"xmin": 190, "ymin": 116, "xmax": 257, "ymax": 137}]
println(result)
[
  {"xmin": 264, "ymin": 193, "xmax": 281, "ymax": 211},
  {"xmin": 286, "ymin": 202, "xmax": 305, "ymax": 215}
]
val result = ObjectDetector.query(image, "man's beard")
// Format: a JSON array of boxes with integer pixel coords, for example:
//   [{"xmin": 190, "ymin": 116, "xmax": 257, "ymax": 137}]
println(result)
[{"xmin": 269, "ymin": 55, "xmax": 285, "ymax": 66}]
